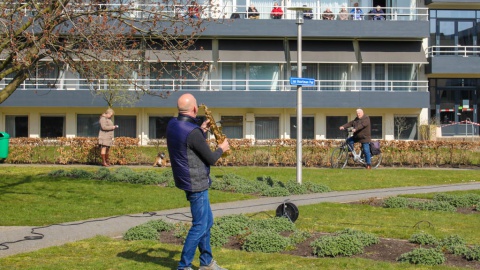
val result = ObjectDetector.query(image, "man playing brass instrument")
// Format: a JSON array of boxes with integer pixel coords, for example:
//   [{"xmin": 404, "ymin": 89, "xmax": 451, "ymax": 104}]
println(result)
[{"xmin": 166, "ymin": 93, "xmax": 230, "ymax": 270}]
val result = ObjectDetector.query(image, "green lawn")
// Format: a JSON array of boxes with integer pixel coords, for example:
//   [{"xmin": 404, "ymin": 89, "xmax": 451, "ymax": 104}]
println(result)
[{"xmin": 0, "ymin": 165, "xmax": 479, "ymax": 269}]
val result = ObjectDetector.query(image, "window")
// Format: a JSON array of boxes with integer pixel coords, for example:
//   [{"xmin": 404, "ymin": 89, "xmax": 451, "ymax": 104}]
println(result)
[
  {"xmin": 221, "ymin": 63, "xmax": 246, "ymax": 90},
  {"xmin": 319, "ymin": 64, "xmax": 349, "ymax": 90},
  {"xmin": 25, "ymin": 62, "xmax": 59, "ymax": 89},
  {"xmin": 77, "ymin": 114, "xmax": 100, "ymax": 137},
  {"xmin": 221, "ymin": 116, "xmax": 243, "ymax": 139},
  {"xmin": 388, "ymin": 64, "xmax": 417, "ymax": 91},
  {"xmin": 149, "ymin": 116, "xmax": 173, "ymax": 139},
  {"xmin": 249, "ymin": 64, "xmax": 280, "ymax": 91},
  {"xmin": 150, "ymin": 62, "xmax": 209, "ymax": 91},
  {"xmin": 40, "ymin": 116, "xmax": 65, "ymax": 138},
  {"xmin": 290, "ymin": 116, "xmax": 314, "ymax": 139},
  {"xmin": 394, "ymin": 116, "xmax": 418, "ymax": 140},
  {"xmin": 114, "ymin": 115, "xmax": 137, "ymax": 138},
  {"xmin": 370, "ymin": 116, "xmax": 382, "ymax": 139},
  {"xmin": 255, "ymin": 117, "xmax": 279, "ymax": 139},
  {"xmin": 326, "ymin": 116, "xmax": 347, "ymax": 139},
  {"xmin": 5, "ymin": 116, "xmax": 28, "ymax": 138}
]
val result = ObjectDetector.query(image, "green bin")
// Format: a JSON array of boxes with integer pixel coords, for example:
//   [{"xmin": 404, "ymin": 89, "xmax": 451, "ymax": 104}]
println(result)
[{"xmin": 0, "ymin": 132, "xmax": 10, "ymax": 159}]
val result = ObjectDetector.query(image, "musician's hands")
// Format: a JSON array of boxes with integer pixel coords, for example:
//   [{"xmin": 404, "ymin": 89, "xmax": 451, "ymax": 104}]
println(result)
[
  {"xmin": 201, "ymin": 119, "xmax": 210, "ymax": 133},
  {"xmin": 219, "ymin": 139, "xmax": 230, "ymax": 153},
  {"xmin": 339, "ymin": 126, "xmax": 344, "ymax": 130}
]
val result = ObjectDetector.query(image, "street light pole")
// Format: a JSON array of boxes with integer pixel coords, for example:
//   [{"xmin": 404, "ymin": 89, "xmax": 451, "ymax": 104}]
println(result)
[{"xmin": 288, "ymin": 7, "xmax": 308, "ymax": 184}]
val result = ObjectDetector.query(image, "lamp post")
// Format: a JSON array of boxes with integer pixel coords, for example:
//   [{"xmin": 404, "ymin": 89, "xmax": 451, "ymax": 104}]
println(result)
[{"xmin": 288, "ymin": 7, "xmax": 309, "ymax": 184}]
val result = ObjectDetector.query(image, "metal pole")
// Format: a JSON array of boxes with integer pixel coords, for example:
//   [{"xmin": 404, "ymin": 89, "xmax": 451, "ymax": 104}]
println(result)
[{"xmin": 296, "ymin": 11, "xmax": 303, "ymax": 185}]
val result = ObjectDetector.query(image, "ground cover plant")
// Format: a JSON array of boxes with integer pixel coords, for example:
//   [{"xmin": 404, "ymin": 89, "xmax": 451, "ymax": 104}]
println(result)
[{"xmin": 0, "ymin": 166, "xmax": 479, "ymax": 269}]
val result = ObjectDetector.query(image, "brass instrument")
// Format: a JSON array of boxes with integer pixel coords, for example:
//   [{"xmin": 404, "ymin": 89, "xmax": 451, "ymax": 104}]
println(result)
[{"xmin": 199, "ymin": 103, "xmax": 230, "ymax": 157}]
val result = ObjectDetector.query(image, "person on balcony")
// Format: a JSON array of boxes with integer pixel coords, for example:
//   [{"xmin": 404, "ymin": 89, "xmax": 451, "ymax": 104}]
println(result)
[
  {"xmin": 370, "ymin": 5, "xmax": 385, "ymax": 20},
  {"xmin": 350, "ymin": 2, "xmax": 363, "ymax": 20},
  {"xmin": 338, "ymin": 5, "xmax": 349, "ymax": 20},
  {"xmin": 302, "ymin": 5, "xmax": 313, "ymax": 20},
  {"xmin": 322, "ymin": 7, "xmax": 335, "ymax": 20},
  {"xmin": 247, "ymin": 4, "xmax": 260, "ymax": 19},
  {"xmin": 270, "ymin": 2, "xmax": 283, "ymax": 19},
  {"xmin": 187, "ymin": 1, "xmax": 201, "ymax": 19}
]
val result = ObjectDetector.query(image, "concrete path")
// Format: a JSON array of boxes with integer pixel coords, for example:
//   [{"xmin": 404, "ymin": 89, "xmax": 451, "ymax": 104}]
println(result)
[{"xmin": 1, "ymin": 182, "xmax": 479, "ymax": 258}]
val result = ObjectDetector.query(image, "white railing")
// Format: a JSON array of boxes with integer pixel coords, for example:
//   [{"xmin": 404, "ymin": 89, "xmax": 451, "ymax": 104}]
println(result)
[
  {"xmin": 428, "ymin": 45, "xmax": 480, "ymax": 57},
  {"xmin": 2, "ymin": 78, "xmax": 428, "ymax": 92},
  {"xmin": 7, "ymin": 2, "xmax": 429, "ymax": 21}
]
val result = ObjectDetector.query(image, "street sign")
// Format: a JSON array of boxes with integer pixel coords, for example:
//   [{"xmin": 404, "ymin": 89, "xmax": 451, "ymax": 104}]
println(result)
[{"xmin": 290, "ymin": 77, "xmax": 315, "ymax": 86}]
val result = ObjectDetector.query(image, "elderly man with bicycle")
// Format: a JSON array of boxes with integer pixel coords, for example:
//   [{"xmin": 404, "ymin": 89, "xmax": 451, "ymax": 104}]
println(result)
[{"xmin": 339, "ymin": 108, "xmax": 372, "ymax": 169}]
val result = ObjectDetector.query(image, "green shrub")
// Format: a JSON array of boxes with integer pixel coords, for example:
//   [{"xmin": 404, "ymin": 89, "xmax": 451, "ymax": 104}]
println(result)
[
  {"xmin": 48, "ymin": 169, "xmax": 69, "ymax": 177},
  {"xmin": 336, "ymin": 228, "xmax": 379, "ymax": 247},
  {"xmin": 123, "ymin": 219, "xmax": 173, "ymax": 241},
  {"xmin": 261, "ymin": 186, "xmax": 290, "ymax": 197},
  {"xmin": 210, "ymin": 225, "xmax": 229, "ymax": 247},
  {"xmin": 433, "ymin": 193, "xmax": 480, "ymax": 207},
  {"xmin": 304, "ymin": 181, "xmax": 331, "ymax": 193},
  {"xmin": 250, "ymin": 217, "xmax": 296, "ymax": 233},
  {"xmin": 465, "ymin": 245, "xmax": 480, "ymax": 261},
  {"xmin": 214, "ymin": 214, "xmax": 251, "ymax": 236},
  {"xmin": 257, "ymin": 175, "xmax": 284, "ymax": 188},
  {"xmin": 173, "ymin": 222, "xmax": 191, "ymax": 242},
  {"xmin": 107, "ymin": 167, "xmax": 139, "ymax": 183},
  {"xmin": 409, "ymin": 232, "xmax": 438, "ymax": 245},
  {"xmin": 397, "ymin": 248, "xmax": 446, "ymax": 265},
  {"xmin": 284, "ymin": 180, "xmax": 308, "ymax": 195},
  {"xmin": 145, "ymin": 219, "xmax": 174, "ymax": 232},
  {"xmin": 123, "ymin": 224, "xmax": 159, "ymax": 241},
  {"xmin": 68, "ymin": 169, "xmax": 93, "ymax": 179},
  {"xmin": 383, "ymin": 196, "xmax": 409, "ymax": 208},
  {"xmin": 310, "ymin": 234, "xmax": 364, "ymax": 257},
  {"xmin": 137, "ymin": 170, "xmax": 163, "ymax": 185},
  {"xmin": 157, "ymin": 170, "xmax": 174, "ymax": 185},
  {"xmin": 438, "ymin": 235, "xmax": 467, "ymax": 253},
  {"xmin": 411, "ymin": 201, "xmax": 456, "ymax": 212},
  {"xmin": 289, "ymin": 230, "xmax": 312, "ymax": 245},
  {"xmin": 449, "ymin": 244, "xmax": 470, "ymax": 256},
  {"xmin": 93, "ymin": 167, "xmax": 111, "ymax": 180},
  {"xmin": 243, "ymin": 231, "xmax": 290, "ymax": 253}
]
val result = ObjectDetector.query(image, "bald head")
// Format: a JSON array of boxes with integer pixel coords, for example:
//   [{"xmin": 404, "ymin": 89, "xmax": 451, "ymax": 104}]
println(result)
[
  {"xmin": 356, "ymin": 108, "xmax": 364, "ymax": 118},
  {"xmin": 177, "ymin": 93, "xmax": 198, "ymax": 116}
]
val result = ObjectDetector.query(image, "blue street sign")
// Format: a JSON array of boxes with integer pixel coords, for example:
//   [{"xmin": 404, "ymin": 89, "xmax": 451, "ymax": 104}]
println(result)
[{"xmin": 290, "ymin": 77, "xmax": 315, "ymax": 86}]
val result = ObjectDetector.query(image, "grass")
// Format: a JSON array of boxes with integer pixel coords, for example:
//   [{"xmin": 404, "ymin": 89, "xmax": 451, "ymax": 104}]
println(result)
[{"xmin": 0, "ymin": 165, "xmax": 479, "ymax": 269}]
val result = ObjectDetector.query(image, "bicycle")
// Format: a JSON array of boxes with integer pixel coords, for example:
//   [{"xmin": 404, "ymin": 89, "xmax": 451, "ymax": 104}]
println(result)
[{"xmin": 330, "ymin": 131, "xmax": 382, "ymax": 169}]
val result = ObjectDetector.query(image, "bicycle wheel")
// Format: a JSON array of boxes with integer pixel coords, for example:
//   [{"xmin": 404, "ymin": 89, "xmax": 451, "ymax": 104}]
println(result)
[
  {"xmin": 331, "ymin": 146, "xmax": 348, "ymax": 169},
  {"xmin": 371, "ymin": 153, "xmax": 382, "ymax": 168}
]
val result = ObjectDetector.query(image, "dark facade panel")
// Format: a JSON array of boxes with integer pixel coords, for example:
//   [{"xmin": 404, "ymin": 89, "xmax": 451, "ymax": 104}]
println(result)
[
  {"xmin": 1, "ymin": 90, "xmax": 429, "ymax": 109},
  {"xmin": 289, "ymin": 40, "xmax": 357, "ymax": 63},
  {"xmin": 427, "ymin": 56, "xmax": 480, "ymax": 75},
  {"xmin": 218, "ymin": 40, "xmax": 285, "ymax": 62},
  {"xmin": 200, "ymin": 20, "xmax": 429, "ymax": 39},
  {"xmin": 359, "ymin": 41, "xmax": 428, "ymax": 63}
]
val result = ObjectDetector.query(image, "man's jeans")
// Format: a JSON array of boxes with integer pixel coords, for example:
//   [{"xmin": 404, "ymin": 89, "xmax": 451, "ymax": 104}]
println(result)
[
  {"xmin": 178, "ymin": 189, "xmax": 213, "ymax": 270},
  {"xmin": 346, "ymin": 137, "xmax": 371, "ymax": 165}
]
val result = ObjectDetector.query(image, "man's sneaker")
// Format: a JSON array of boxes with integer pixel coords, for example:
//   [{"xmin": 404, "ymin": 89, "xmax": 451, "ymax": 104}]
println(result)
[{"xmin": 199, "ymin": 260, "xmax": 228, "ymax": 270}]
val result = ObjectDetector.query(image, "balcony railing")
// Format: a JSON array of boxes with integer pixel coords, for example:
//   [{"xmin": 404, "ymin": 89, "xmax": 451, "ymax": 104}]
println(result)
[
  {"xmin": 3, "ymin": 78, "xmax": 428, "ymax": 92},
  {"xmin": 9, "ymin": 2, "xmax": 429, "ymax": 21},
  {"xmin": 428, "ymin": 45, "xmax": 480, "ymax": 57}
]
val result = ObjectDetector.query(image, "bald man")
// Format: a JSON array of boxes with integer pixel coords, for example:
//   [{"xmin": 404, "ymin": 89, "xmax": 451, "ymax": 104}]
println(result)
[
  {"xmin": 166, "ymin": 93, "xmax": 229, "ymax": 270},
  {"xmin": 339, "ymin": 108, "xmax": 372, "ymax": 169}
]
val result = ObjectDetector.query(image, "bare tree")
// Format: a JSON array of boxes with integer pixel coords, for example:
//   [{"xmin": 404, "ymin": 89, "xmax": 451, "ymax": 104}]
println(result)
[
  {"xmin": 395, "ymin": 116, "xmax": 412, "ymax": 139},
  {"xmin": 0, "ymin": 0, "xmax": 221, "ymax": 106}
]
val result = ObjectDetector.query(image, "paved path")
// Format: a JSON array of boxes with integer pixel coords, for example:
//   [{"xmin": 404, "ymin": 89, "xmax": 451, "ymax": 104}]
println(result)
[{"xmin": 1, "ymin": 182, "xmax": 479, "ymax": 258}]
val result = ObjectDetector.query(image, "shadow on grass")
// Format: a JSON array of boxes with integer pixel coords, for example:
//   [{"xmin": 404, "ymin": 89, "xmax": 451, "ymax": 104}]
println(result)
[
  {"xmin": 0, "ymin": 176, "xmax": 33, "ymax": 195},
  {"xmin": 117, "ymin": 247, "xmax": 180, "ymax": 269}
]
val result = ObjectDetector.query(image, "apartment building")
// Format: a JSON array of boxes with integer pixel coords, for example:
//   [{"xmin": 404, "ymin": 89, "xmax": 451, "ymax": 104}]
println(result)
[{"xmin": 0, "ymin": 0, "xmax": 478, "ymax": 144}]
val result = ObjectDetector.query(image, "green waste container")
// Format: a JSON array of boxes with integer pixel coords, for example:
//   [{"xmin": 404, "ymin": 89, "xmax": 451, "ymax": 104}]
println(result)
[{"xmin": 0, "ymin": 132, "xmax": 10, "ymax": 160}]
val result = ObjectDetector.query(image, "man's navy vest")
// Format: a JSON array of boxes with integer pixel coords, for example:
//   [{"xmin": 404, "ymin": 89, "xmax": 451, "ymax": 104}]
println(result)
[{"xmin": 166, "ymin": 115, "xmax": 210, "ymax": 191}]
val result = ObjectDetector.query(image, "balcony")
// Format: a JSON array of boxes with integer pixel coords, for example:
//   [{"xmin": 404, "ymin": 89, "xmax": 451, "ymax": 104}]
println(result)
[
  {"xmin": 1, "ymin": 78, "xmax": 429, "ymax": 110},
  {"xmin": 427, "ymin": 46, "xmax": 480, "ymax": 75}
]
